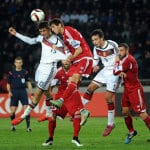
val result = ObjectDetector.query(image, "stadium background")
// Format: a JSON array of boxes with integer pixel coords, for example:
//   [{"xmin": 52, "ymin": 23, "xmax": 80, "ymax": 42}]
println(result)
[{"xmin": 0, "ymin": 0, "xmax": 150, "ymax": 116}]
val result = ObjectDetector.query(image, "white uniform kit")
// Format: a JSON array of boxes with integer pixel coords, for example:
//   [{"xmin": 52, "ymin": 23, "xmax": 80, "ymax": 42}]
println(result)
[
  {"xmin": 93, "ymin": 40, "xmax": 120, "ymax": 92},
  {"xmin": 15, "ymin": 33, "xmax": 67, "ymax": 90}
]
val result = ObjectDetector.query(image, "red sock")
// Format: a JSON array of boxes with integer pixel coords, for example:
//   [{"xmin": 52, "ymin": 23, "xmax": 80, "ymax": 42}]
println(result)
[
  {"xmin": 48, "ymin": 120, "xmax": 56, "ymax": 138},
  {"xmin": 83, "ymin": 91, "xmax": 93, "ymax": 101},
  {"xmin": 62, "ymin": 81, "xmax": 77, "ymax": 101},
  {"xmin": 144, "ymin": 116, "xmax": 150, "ymax": 129},
  {"xmin": 73, "ymin": 116, "xmax": 81, "ymax": 137},
  {"xmin": 107, "ymin": 102, "xmax": 115, "ymax": 110},
  {"xmin": 124, "ymin": 115, "xmax": 134, "ymax": 132}
]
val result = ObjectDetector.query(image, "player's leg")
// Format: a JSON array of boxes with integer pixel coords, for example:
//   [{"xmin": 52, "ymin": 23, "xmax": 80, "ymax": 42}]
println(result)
[
  {"xmin": 103, "ymin": 75, "xmax": 120, "ymax": 137},
  {"xmin": 50, "ymin": 74, "xmax": 80, "ymax": 107},
  {"xmin": 44, "ymin": 89, "xmax": 53, "ymax": 118},
  {"xmin": 11, "ymin": 87, "xmax": 44, "ymax": 125},
  {"xmin": 136, "ymin": 87, "xmax": 150, "ymax": 130},
  {"xmin": 102, "ymin": 91, "xmax": 115, "ymax": 137},
  {"xmin": 122, "ymin": 91, "xmax": 138, "ymax": 144},
  {"xmin": 42, "ymin": 114, "xmax": 56, "ymax": 146},
  {"xmin": 122, "ymin": 107, "xmax": 137, "ymax": 144},
  {"xmin": 23, "ymin": 104, "xmax": 32, "ymax": 132},
  {"xmin": 82, "ymin": 82, "xmax": 99, "ymax": 105},
  {"xmin": 10, "ymin": 91, "xmax": 18, "ymax": 131},
  {"xmin": 71, "ymin": 111, "xmax": 83, "ymax": 147},
  {"xmin": 51, "ymin": 58, "xmax": 93, "ymax": 108},
  {"xmin": 10, "ymin": 106, "xmax": 17, "ymax": 131}
]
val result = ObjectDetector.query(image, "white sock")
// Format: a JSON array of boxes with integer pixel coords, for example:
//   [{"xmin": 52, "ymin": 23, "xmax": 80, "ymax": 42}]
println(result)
[
  {"xmin": 21, "ymin": 106, "xmax": 32, "ymax": 119},
  {"xmin": 45, "ymin": 106, "xmax": 52, "ymax": 117},
  {"xmin": 81, "ymin": 97, "xmax": 90, "ymax": 105},
  {"xmin": 108, "ymin": 110, "xmax": 115, "ymax": 125}
]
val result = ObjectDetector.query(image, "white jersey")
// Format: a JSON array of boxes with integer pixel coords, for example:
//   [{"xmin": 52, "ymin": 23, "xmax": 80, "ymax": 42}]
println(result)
[
  {"xmin": 15, "ymin": 33, "xmax": 67, "ymax": 63},
  {"xmin": 93, "ymin": 40, "xmax": 118, "ymax": 69}
]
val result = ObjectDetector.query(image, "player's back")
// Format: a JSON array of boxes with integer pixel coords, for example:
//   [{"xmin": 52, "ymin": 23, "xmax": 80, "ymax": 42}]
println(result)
[
  {"xmin": 122, "ymin": 54, "xmax": 140, "ymax": 89},
  {"xmin": 63, "ymin": 26, "xmax": 92, "ymax": 62},
  {"xmin": 40, "ymin": 34, "xmax": 67, "ymax": 63}
]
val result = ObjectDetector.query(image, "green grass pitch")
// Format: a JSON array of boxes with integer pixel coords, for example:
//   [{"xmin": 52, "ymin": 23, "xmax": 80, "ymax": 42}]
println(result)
[{"xmin": 0, "ymin": 117, "xmax": 149, "ymax": 150}]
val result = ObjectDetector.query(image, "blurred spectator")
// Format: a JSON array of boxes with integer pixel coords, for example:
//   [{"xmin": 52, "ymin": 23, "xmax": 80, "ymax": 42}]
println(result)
[
  {"xmin": 1, "ymin": 0, "xmax": 149, "ymax": 80},
  {"xmin": 0, "ymin": 73, "xmax": 8, "ymax": 93}
]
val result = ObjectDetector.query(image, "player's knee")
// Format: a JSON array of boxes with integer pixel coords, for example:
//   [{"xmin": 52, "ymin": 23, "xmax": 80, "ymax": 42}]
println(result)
[
  {"xmin": 74, "ymin": 111, "xmax": 81, "ymax": 118},
  {"xmin": 122, "ymin": 110, "xmax": 129, "ymax": 116}
]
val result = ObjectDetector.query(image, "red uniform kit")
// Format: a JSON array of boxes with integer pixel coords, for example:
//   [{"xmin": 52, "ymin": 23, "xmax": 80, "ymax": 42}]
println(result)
[
  {"xmin": 63, "ymin": 26, "xmax": 93, "ymax": 77},
  {"xmin": 52, "ymin": 67, "xmax": 83, "ymax": 118},
  {"xmin": 113, "ymin": 54, "xmax": 146, "ymax": 113}
]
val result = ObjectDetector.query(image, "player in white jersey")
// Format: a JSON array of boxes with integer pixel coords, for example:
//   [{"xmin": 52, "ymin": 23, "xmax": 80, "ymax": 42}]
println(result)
[
  {"xmin": 8, "ymin": 21, "xmax": 67, "ymax": 125},
  {"xmin": 82, "ymin": 29, "xmax": 121, "ymax": 137}
]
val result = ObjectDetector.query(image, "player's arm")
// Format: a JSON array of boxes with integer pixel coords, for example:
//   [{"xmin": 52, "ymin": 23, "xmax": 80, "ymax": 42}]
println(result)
[
  {"xmin": 113, "ymin": 57, "xmax": 129, "ymax": 78},
  {"xmin": 92, "ymin": 47, "xmax": 100, "ymax": 72},
  {"xmin": 6, "ymin": 83, "xmax": 12, "ymax": 97},
  {"xmin": 68, "ymin": 46, "xmax": 82, "ymax": 61},
  {"xmin": 8, "ymin": 27, "xmax": 40, "ymax": 45},
  {"xmin": 26, "ymin": 81, "xmax": 33, "ymax": 95},
  {"xmin": 7, "ymin": 71, "xmax": 13, "ymax": 96}
]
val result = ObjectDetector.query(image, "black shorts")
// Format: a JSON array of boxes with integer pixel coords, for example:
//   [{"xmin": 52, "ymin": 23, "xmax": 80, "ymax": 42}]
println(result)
[{"xmin": 10, "ymin": 89, "xmax": 29, "ymax": 106}]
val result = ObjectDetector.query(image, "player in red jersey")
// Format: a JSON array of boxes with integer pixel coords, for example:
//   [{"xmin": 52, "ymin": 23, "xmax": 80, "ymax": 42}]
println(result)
[
  {"xmin": 39, "ymin": 60, "xmax": 84, "ymax": 147},
  {"xmin": 49, "ymin": 18, "xmax": 93, "ymax": 125},
  {"xmin": 113, "ymin": 43, "xmax": 150, "ymax": 144}
]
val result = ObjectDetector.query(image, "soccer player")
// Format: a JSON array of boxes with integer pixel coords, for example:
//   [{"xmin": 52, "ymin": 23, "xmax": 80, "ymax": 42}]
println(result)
[
  {"xmin": 49, "ymin": 18, "xmax": 93, "ymax": 125},
  {"xmin": 113, "ymin": 43, "xmax": 150, "ymax": 144},
  {"xmin": 7, "ymin": 57, "xmax": 33, "ymax": 131},
  {"xmin": 8, "ymin": 21, "xmax": 67, "ymax": 125},
  {"xmin": 39, "ymin": 60, "xmax": 84, "ymax": 146},
  {"xmin": 82, "ymin": 29, "xmax": 121, "ymax": 137}
]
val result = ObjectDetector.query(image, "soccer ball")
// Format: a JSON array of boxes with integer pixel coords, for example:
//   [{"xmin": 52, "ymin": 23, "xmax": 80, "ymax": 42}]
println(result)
[{"xmin": 30, "ymin": 9, "xmax": 45, "ymax": 22}]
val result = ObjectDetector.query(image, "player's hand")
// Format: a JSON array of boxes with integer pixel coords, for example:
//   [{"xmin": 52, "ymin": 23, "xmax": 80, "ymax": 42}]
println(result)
[
  {"xmin": 119, "ymin": 72, "xmax": 127, "ymax": 78},
  {"xmin": 93, "ymin": 65, "xmax": 100, "ymax": 73},
  {"xmin": 8, "ymin": 27, "xmax": 16, "ymax": 36},
  {"xmin": 8, "ymin": 91, "xmax": 13, "ymax": 97}
]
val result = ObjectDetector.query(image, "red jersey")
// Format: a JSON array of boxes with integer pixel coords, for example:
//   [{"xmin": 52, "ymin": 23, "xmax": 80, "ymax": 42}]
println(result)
[
  {"xmin": 63, "ymin": 26, "xmax": 92, "ymax": 62},
  {"xmin": 113, "ymin": 54, "xmax": 141, "ymax": 89},
  {"xmin": 53, "ymin": 67, "xmax": 69, "ymax": 98}
]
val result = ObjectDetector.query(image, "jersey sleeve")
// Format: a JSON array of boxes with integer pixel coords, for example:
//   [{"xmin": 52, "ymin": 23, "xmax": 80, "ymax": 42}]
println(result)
[
  {"xmin": 92, "ymin": 47, "xmax": 99, "ymax": 66},
  {"xmin": 7, "ymin": 71, "xmax": 12, "ymax": 84},
  {"xmin": 25, "ymin": 70, "xmax": 31, "ymax": 82},
  {"xmin": 113, "ymin": 58, "xmax": 131, "ymax": 75},
  {"xmin": 15, "ymin": 33, "xmax": 42, "ymax": 45},
  {"xmin": 65, "ymin": 27, "xmax": 81, "ymax": 49}
]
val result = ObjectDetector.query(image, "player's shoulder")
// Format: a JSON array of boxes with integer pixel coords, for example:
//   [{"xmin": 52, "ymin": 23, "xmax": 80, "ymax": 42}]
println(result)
[{"xmin": 107, "ymin": 40, "xmax": 118, "ymax": 47}]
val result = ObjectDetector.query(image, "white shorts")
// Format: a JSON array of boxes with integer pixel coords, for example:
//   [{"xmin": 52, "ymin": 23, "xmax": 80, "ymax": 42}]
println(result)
[
  {"xmin": 93, "ymin": 67, "xmax": 120, "ymax": 92},
  {"xmin": 35, "ymin": 62, "xmax": 57, "ymax": 90}
]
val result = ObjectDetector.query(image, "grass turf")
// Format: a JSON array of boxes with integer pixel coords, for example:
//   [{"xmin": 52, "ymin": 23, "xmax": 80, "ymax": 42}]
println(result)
[{"xmin": 0, "ymin": 117, "xmax": 150, "ymax": 150}]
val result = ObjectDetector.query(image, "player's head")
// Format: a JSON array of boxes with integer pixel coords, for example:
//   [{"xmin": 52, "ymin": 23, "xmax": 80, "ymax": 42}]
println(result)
[
  {"xmin": 38, "ymin": 21, "xmax": 51, "ymax": 38},
  {"xmin": 61, "ymin": 60, "xmax": 70, "ymax": 71},
  {"xmin": 118, "ymin": 43, "xmax": 129, "ymax": 60},
  {"xmin": 49, "ymin": 18, "xmax": 64, "ymax": 35},
  {"xmin": 91, "ymin": 29, "xmax": 105, "ymax": 48},
  {"xmin": 14, "ymin": 56, "xmax": 23, "ymax": 70}
]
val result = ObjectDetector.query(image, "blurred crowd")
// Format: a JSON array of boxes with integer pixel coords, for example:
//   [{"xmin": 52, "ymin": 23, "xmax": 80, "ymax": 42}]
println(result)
[{"xmin": 0, "ymin": 0, "xmax": 149, "ymax": 83}]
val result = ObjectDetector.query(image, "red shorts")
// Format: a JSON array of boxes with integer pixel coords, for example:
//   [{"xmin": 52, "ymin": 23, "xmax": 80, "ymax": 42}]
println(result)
[
  {"xmin": 68, "ymin": 58, "xmax": 93, "ymax": 78},
  {"xmin": 53, "ymin": 90, "xmax": 83, "ymax": 117},
  {"xmin": 122, "ymin": 85, "xmax": 146, "ymax": 113}
]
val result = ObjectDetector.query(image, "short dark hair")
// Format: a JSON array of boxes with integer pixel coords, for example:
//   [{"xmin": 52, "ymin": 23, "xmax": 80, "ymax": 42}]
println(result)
[
  {"xmin": 38, "ymin": 21, "xmax": 49, "ymax": 29},
  {"xmin": 91, "ymin": 29, "xmax": 104, "ymax": 38},
  {"xmin": 49, "ymin": 18, "xmax": 64, "ymax": 26},
  {"xmin": 118, "ymin": 43, "xmax": 129, "ymax": 50}
]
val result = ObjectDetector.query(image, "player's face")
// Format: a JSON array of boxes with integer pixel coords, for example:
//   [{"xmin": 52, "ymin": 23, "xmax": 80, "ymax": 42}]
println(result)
[
  {"xmin": 14, "ymin": 60, "xmax": 23, "ymax": 70},
  {"xmin": 50, "ymin": 24, "xmax": 61, "ymax": 35},
  {"xmin": 62, "ymin": 60, "xmax": 70, "ymax": 70},
  {"xmin": 118, "ymin": 47, "xmax": 128, "ymax": 60},
  {"xmin": 91, "ymin": 35, "xmax": 104, "ymax": 47},
  {"xmin": 39, "ymin": 28, "xmax": 51, "ymax": 38}
]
